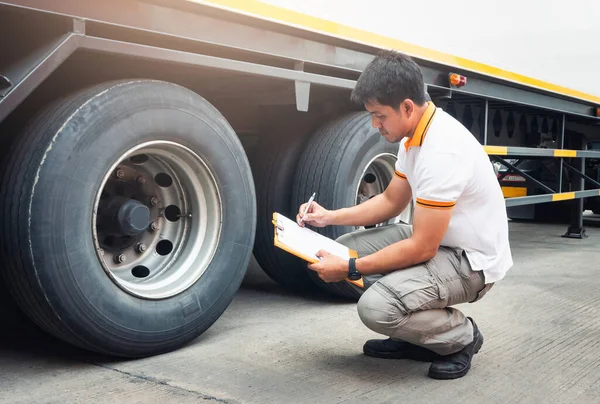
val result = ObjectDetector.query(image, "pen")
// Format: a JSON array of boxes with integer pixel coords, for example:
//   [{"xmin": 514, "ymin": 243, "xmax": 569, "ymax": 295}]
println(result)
[{"xmin": 299, "ymin": 192, "xmax": 316, "ymax": 225}]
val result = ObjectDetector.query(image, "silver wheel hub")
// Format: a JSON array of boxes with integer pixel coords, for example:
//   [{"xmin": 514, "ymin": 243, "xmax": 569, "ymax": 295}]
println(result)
[
  {"xmin": 93, "ymin": 141, "xmax": 222, "ymax": 300},
  {"xmin": 355, "ymin": 153, "xmax": 413, "ymax": 229}
]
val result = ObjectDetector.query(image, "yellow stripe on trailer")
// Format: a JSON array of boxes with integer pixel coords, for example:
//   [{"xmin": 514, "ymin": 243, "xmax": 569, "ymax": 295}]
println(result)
[
  {"xmin": 552, "ymin": 192, "xmax": 575, "ymax": 201},
  {"xmin": 554, "ymin": 149, "xmax": 577, "ymax": 157},
  {"xmin": 196, "ymin": 0, "xmax": 600, "ymax": 105},
  {"xmin": 483, "ymin": 146, "xmax": 508, "ymax": 155}
]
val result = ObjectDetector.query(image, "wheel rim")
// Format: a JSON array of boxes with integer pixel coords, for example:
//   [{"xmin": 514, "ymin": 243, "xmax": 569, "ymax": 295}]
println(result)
[
  {"xmin": 92, "ymin": 141, "xmax": 222, "ymax": 300},
  {"xmin": 355, "ymin": 153, "xmax": 413, "ymax": 229}
]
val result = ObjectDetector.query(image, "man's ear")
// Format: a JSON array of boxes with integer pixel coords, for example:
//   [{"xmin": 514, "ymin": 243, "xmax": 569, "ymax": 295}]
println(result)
[{"xmin": 403, "ymin": 99, "xmax": 415, "ymax": 118}]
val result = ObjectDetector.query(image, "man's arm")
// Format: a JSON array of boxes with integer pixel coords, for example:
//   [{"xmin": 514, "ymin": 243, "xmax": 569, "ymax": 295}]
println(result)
[
  {"xmin": 308, "ymin": 152, "xmax": 466, "ymax": 283},
  {"xmin": 354, "ymin": 152, "xmax": 467, "ymax": 275},
  {"xmin": 353, "ymin": 205, "xmax": 452, "ymax": 275},
  {"xmin": 308, "ymin": 204, "xmax": 453, "ymax": 282},
  {"xmin": 299, "ymin": 176, "xmax": 412, "ymax": 228}
]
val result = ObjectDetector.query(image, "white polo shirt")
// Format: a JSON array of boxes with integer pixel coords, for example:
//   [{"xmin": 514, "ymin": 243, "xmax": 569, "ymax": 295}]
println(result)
[{"xmin": 394, "ymin": 102, "xmax": 513, "ymax": 284}]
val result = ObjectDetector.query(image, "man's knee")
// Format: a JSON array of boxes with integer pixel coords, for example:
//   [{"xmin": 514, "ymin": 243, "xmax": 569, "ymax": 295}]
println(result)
[{"xmin": 357, "ymin": 287, "xmax": 403, "ymax": 334}]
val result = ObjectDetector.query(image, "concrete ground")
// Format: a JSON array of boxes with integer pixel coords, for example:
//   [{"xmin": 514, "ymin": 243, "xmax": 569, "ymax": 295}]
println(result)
[{"xmin": 1, "ymin": 217, "xmax": 600, "ymax": 404}]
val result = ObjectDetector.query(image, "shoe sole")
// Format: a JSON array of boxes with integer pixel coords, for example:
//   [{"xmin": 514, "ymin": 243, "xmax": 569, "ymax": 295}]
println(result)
[
  {"xmin": 363, "ymin": 346, "xmax": 440, "ymax": 362},
  {"xmin": 427, "ymin": 332, "xmax": 484, "ymax": 380}
]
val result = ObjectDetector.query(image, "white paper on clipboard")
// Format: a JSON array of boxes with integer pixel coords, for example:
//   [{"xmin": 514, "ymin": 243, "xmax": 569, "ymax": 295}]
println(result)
[{"xmin": 271, "ymin": 212, "xmax": 363, "ymax": 288}]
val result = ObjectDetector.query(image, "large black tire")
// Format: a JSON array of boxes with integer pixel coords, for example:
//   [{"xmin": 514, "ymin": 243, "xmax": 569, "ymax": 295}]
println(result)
[
  {"xmin": 533, "ymin": 200, "xmax": 572, "ymax": 223},
  {"xmin": 0, "ymin": 80, "xmax": 256, "ymax": 357},
  {"xmin": 250, "ymin": 114, "xmax": 321, "ymax": 292},
  {"xmin": 292, "ymin": 112, "xmax": 401, "ymax": 300}
]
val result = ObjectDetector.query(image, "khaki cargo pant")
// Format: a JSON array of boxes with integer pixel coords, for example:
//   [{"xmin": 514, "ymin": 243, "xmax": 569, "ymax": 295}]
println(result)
[{"xmin": 338, "ymin": 224, "xmax": 493, "ymax": 356}]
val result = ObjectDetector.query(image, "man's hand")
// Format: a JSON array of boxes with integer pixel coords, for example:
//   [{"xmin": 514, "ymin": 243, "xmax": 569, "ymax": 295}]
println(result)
[
  {"xmin": 307, "ymin": 250, "xmax": 348, "ymax": 283},
  {"xmin": 296, "ymin": 201, "xmax": 332, "ymax": 227}
]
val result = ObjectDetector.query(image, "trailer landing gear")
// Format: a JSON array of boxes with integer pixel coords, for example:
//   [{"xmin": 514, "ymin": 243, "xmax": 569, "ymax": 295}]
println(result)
[
  {"xmin": 563, "ymin": 135, "xmax": 587, "ymax": 239},
  {"xmin": 563, "ymin": 225, "xmax": 587, "ymax": 239},
  {"xmin": 563, "ymin": 197, "xmax": 587, "ymax": 239}
]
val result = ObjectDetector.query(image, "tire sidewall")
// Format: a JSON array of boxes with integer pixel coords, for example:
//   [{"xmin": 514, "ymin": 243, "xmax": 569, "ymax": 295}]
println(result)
[{"xmin": 27, "ymin": 81, "xmax": 255, "ymax": 354}]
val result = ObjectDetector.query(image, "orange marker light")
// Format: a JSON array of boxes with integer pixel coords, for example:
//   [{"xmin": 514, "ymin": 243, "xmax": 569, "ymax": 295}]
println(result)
[
  {"xmin": 449, "ymin": 73, "xmax": 467, "ymax": 87},
  {"xmin": 596, "ymin": 107, "xmax": 600, "ymax": 117}
]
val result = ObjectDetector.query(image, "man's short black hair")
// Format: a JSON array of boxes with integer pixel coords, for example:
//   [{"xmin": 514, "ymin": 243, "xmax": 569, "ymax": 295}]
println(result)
[{"xmin": 351, "ymin": 50, "xmax": 427, "ymax": 109}]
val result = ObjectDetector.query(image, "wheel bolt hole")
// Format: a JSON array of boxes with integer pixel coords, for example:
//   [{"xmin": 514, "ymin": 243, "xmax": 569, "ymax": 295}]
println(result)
[
  {"xmin": 131, "ymin": 266, "xmax": 150, "ymax": 278},
  {"xmin": 164, "ymin": 205, "xmax": 181, "ymax": 222},
  {"xmin": 364, "ymin": 173, "xmax": 377, "ymax": 184},
  {"xmin": 155, "ymin": 173, "xmax": 173, "ymax": 188},
  {"xmin": 156, "ymin": 240, "xmax": 173, "ymax": 256},
  {"xmin": 130, "ymin": 154, "xmax": 149, "ymax": 165}
]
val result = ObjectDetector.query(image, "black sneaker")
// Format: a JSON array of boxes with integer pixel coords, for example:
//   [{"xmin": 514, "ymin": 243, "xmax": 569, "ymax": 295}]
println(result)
[
  {"xmin": 363, "ymin": 338, "xmax": 442, "ymax": 362},
  {"xmin": 428, "ymin": 317, "xmax": 483, "ymax": 380}
]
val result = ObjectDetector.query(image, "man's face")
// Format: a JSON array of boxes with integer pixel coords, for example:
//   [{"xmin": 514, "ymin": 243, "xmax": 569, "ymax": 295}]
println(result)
[{"xmin": 365, "ymin": 100, "xmax": 415, "ymax": 143}]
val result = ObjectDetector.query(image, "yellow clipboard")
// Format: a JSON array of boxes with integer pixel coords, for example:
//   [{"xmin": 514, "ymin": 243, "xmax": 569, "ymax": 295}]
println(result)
[{"xmin": 272, "ymin": 212, "xmax": 364, "ymax": 289}]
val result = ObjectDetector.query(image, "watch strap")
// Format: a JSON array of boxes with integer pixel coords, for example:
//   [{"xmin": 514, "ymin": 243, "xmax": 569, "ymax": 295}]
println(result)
[
  {"xmin": 348, "ymin": 257, "xmax": 361, "ymax": 280},
  {"xmin": 349, "ymin": 257, "xmax": 357, "ymax": 273}
]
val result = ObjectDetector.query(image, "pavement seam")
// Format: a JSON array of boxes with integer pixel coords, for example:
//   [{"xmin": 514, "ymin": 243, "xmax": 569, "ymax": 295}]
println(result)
[{"xmin": 93, "ymin": 363, "xmax": 239, "ymax": 404}]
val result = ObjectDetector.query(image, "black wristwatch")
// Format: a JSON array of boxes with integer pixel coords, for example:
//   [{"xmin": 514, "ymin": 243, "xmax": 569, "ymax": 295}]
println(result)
[{"xmin": 348, "ymin": 258, "xmax": 362, "ymax": 280}]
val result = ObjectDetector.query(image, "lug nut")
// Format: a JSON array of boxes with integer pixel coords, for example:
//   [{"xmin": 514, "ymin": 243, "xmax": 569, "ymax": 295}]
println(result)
[
  {"xmin": 137, "ymin": 176, "xmax": 146, "ymax": 185},
  {"xmin": 115, "ymin": 169, "xmax": 125, "ymax": 179},
  {"xmin": 114, "ymin": 254, "xmax": 126, "ymax": 264},
  {"xmin": 136, "ymin": 243, "xmax": 147, "ymax": 253},
  {"xmin": 150, "ymin": 222, "xmax": 159, "ymax": 232},
  {"xmin": 150, "ymin": 196, "xmax": 159, "ymax": 206}
]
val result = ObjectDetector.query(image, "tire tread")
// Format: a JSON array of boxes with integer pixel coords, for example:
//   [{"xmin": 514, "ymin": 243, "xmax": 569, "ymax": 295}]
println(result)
[{"xmin": 292, "ymin": 112, "xmax": 372, "ymax": 300}]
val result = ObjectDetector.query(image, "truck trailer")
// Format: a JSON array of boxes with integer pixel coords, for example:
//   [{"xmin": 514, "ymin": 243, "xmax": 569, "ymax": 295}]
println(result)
[{"xmin": 1, "ymin": 0, "xmax": 599, "ymax": 357}]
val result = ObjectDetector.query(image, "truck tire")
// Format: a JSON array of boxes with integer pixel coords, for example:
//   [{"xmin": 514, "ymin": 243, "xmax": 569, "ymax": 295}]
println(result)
[
  {"xmin": 0, "ymin": 80, "xmax": 256, "ymax": 357},
  {"xmin": 250, "ymin": 126, "xmax": 320, "ymax": 292},
  {"xmin": 533, "ymin": 201, "xmax": 572, "ymax": 223},
  {"xmin": 292, "ymin": 112, "xmax": 412, "ymax": 300}
]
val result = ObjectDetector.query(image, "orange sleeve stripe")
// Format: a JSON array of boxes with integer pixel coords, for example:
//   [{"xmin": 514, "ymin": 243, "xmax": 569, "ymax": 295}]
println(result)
[
  {"xmin": 416, "ymin": 198, "xmax": 456, "ymax": 209},
  {"xmin": 394, "ymin": 170, "xmax": 407, "ymax": 179}
]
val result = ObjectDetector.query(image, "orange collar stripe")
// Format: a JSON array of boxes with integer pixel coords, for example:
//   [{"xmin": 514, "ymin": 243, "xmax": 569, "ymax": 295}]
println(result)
[{"xmin": 404, "ymin": 102, "xmax": 437, "ymax": 151}]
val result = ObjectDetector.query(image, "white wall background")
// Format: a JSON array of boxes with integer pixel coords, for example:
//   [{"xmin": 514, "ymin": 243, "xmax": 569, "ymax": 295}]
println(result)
[{"xmin": 260, "ymin": 0, "xmax": 600, "ymax": 98}]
